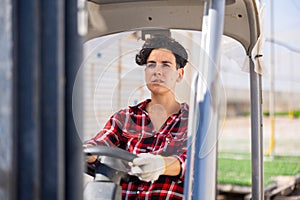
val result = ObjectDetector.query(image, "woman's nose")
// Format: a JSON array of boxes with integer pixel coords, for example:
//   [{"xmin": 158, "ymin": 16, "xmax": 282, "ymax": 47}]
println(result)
[{"xmin": 153, "ymin": 64, "xmax": 162, "ymax": 75}]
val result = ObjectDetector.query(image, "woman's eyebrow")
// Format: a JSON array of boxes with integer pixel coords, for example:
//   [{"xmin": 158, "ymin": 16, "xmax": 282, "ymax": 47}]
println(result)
[
  {"xmin": 146, "ymin": 60, "xmax": 156, "ymax": 63},
  {"xmin": 161, "ymin": 61, "xmax": 175, "ymax": 65},
  {"xmin": 146, "ymin": 60, "xmax": 174, "ymax": 65}
]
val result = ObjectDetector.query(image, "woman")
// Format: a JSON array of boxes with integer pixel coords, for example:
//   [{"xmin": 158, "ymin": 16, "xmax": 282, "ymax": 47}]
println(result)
[{"xmin": 85, "ymin": 36, "xmax": 189, "ymax": 199}]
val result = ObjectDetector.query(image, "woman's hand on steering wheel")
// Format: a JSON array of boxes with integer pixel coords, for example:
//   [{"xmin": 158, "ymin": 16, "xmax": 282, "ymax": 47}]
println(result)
[{"xmin": 83, "ymin": 144, "xmax": 98, "ymax": 164}]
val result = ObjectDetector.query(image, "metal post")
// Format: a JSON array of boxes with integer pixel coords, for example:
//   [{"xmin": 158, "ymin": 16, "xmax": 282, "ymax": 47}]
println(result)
[
  {"xmin": 242, "ymin": 1, "xmax": 264, "ymax": 199},
  {"xmin": 13, "ymin": 0, "xmax": 84, "ymax": 199},
  {"xmin": 65, "ymin": 0, "xmax": 84, "ymax": 199},
  {"xmin": 266, "ymin": 0, "xmax": 275, "ymax": 156},
  {"xmin": 249, "ymin": 59, "xmax": 264, "ymax": 200},
  {"xmin": 40, "ymin": 1, "xmax": 65, "ymax": 200},
  {"xmin": 184, "ymin": 0, "xmax": 225, "ymax": 199},
  {"xmin": 0, "ymin": 0, "xmax": 14, "ymax": 199},
  {"xmin": 14, "ymin": 0, "xmax": 41, "ymax": 199}
]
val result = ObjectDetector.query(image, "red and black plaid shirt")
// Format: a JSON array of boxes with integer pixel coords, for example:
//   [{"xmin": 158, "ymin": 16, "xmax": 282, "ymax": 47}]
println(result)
[{"xmin": 86, "ymin": 99, "xmax": 189, "ymax": 199}]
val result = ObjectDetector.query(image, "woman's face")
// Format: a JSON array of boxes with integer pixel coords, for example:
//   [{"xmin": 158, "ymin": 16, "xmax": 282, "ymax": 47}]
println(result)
[{"xmin": 144, "ymin": 48, "xmax": 184, "ymax": 96}]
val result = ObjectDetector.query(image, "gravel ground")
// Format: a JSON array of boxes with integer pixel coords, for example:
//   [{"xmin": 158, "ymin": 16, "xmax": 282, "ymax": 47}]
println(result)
[{"xmin": 218, "ymin": 116, "xmax": 300, "ymax": 156}]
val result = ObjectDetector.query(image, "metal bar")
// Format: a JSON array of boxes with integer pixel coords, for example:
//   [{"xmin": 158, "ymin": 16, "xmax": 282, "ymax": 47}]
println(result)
[
  {"xmin": 184, "ymin": 74, "xmax": 199, "ymax": 200},
  {"xmin": 267, "ymin": 0, "xmax": 275, "ymax": 156},
  {"xmin": 40, "ymin": 1, "xmax": 65, "ymax": 200},
  {"xmin": 15, "ymin": 0, "xmax": 41, "ymax": 199},
  {"xmin": 13, "ymin": 0, "xmax": 84, "ymax": 199},
  {"xmin": 242, "ymin": 1, "xmax": 264, "ymax": 199},
  {"xmin": 0, "ymin": 0, "xmax": 14, "ymax": 199},
  {"xmin": 183, "ymin": 1, "xmax": 210, "ymax": 198},
  {"xmin": 184, "ymin": 0, "xmax": 225, "ymax": 199},
  {"xmin": 65, "ymin": 0, "xmax": 84, "ymax": 199},
  {"xmin": 249, "ymin": 59, "xmax": 264, "ymax": 200}
]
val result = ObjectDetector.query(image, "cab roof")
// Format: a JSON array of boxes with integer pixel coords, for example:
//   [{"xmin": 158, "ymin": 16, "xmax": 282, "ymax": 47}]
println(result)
[{"xmin": 86, "ymin": 0, "xmax": 261, "ymax": 55}]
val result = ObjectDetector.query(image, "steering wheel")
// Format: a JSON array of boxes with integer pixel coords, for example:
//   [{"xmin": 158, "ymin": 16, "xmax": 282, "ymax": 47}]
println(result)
[
  {"xmin": 83, "ymin": 146, "xmax": 138, "ymax": 200},
  {"xmin": 83, "ymin": 145, "xmax": 137, "ymax": 162},
  {"xmin": 83, "ymin": 146, "xmax": 138, "ymax": 180}
]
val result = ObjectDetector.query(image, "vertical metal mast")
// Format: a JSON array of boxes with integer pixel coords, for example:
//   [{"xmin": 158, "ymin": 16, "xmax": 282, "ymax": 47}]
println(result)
[
  {"xmin": 250, "ymin": 59, "xmax": 264, "ymax": 200},
  {"xmin": 247, "ymin": 1, "xmax": 264, "ymax": 199},
  {"xmin": 184, "ymin": 0, "xmax": 225, "ymax": 199},
  {"xmin": 12, "ymin": 0, "xmax": 84, "ymax": 199}
]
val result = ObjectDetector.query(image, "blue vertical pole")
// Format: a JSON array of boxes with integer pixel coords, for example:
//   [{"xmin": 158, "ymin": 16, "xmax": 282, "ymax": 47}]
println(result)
[
  {"xmin": 65, "ymin": 0, "xmax": 84, "ymax": 199},
  {"xmin": 40, "ymin": 0, "xmax": 66, "ymax": 199},
  {"xmin": 14, "ymin": 0, "xmax": 41, "ymax": 199},
  {"xmin": 184, "ymin": 0, "xmax": 225, "ymax": 199},
  {"xmin": 13, "ymin": 0, "xmax": 84, "ymax": 199},
  {"xmin": 0, "ymin": 0, "xmax": 14, "ymax": 199}
]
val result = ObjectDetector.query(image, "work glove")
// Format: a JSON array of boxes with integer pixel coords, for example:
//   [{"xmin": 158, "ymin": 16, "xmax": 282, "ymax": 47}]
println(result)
[{"xmin": 129, "ymin": 153, "xmax": 165, "ymax": 182}]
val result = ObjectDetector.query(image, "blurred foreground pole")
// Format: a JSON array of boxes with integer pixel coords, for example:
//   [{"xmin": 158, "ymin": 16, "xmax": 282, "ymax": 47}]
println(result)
[
  {"xmin": 14, "ymin": 0, "xmax": 41, "ymax": 199},
  {"xmin": 0, "ymin": 0, "xmax": 14, "ymax": 199},
  {"xmin": 65, "ymin": 0, "xmax": 84, "ymax": 199},
  {"xmin": 12, "ymin": 0, "xmax": 84, "ymax": 199}
]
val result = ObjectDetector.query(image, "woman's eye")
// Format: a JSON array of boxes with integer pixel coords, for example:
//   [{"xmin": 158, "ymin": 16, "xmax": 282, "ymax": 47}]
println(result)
[{"xmin": 146, "ymin": 63, "xmax": 156, "ymax": 68}]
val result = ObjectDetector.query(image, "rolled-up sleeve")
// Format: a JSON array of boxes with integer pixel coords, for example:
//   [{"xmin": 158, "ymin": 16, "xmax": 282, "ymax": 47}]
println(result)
[{"xmin": 173, "ymin": 150, "xmax": 186, "ymax": 180}]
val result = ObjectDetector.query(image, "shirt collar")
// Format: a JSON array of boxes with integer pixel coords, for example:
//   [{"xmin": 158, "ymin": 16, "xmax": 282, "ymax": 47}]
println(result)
[{"xmin": 129, "ymin": 99, "xmax": 189, "ymax": 116}]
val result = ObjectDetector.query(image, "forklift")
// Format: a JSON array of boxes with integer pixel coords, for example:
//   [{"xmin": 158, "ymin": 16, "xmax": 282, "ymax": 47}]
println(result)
[{"xmin": 1, "ymin": 0, "xmax": 263, "ymax": 199}]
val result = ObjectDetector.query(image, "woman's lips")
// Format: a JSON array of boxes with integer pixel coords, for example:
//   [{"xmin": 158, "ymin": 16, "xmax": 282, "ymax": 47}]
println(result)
[{"xmin": 152, "ymin": 79, "xmax": 164, "ymax": 83}]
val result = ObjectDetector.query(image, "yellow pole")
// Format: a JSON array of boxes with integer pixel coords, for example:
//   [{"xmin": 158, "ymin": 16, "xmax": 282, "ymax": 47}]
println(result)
[
  {"xmin": 289, "ymin": 111, "xmax": 294, "ymax": 119},
  {"xmin": 266, "ymin": 0, "xmax": 275, "ymax": 156},
  {"xmin": 266, "ymin": 115, "xmax": 275, "ymax": 156}
]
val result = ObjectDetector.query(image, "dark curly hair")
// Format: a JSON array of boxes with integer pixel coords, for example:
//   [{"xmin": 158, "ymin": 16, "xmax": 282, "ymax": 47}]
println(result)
[{"xmin": 136, "ymin": 36, "xmax": 188, "ymax": 68}]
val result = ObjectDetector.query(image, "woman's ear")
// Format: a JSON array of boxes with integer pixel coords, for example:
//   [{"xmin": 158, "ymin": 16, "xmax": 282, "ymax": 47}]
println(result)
[{"xmin": 176, "ymin": 68, "xmax": 184, "ymax": 82}]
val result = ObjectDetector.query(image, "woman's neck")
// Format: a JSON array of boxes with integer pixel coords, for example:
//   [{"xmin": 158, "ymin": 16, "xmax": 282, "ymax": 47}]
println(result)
[
  {"xmin": 148, "ymin": 94, "xmax": 181, "ymax": 116},
  {"xmin": 146, "ymin": 95, "xmax": 181, "ymax": 131}
]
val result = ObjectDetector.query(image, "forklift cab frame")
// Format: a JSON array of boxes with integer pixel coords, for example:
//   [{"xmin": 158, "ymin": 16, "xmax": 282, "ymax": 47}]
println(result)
[
  {"xmin": 84, "ymin": 0, "xmax": 263, "ymax": 199},
  {"xmin": 3, "ymin": 0, "xmax": 263, "ymax": 199}
]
